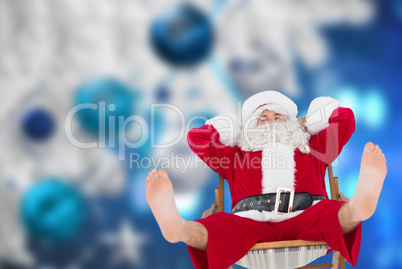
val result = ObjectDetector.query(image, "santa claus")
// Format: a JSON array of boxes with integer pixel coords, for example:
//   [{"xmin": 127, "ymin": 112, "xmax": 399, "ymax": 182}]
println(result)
[{"xmin": 145, "ymin": 91, "xmax": 387, "ymax": 269}]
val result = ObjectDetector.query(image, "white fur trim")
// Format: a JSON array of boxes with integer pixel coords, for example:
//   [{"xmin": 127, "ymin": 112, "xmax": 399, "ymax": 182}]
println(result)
[
  {"xmin": 305, "ymin": 97, "xmax": 341, "ymax": 135},
  {"xmin": 261, "ymin": 143, "xmax": 296, "ymax": 194},
  {"xmin": 205, "ymin": 113, "xmax": 240, "ymax": 147},
  {"xmin": 234, "ymin": 200, "xmax": 322, "ymax": 222},
  {"xmin": 243, "ymin": 104, "xmax": 295, "ymax": 129},
  {"xmin": 242, "ymin": 91, "xmax": 298, "ymax": 125}
]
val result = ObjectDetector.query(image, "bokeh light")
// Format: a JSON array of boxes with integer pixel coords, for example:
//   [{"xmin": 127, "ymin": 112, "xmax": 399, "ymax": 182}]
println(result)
[
  {"xmin": 175, "ymin": 191, "xmax": 202, "ymax": 219},
  {"xmin": 361, "ymin": 89, "xmax": 387, "ymax": 128},
  {"xmin": 150, "ymin": 3, "xmax": 214, "ymax": 67},
  {"xmin": 21, "ymin": 179, "xmax": 86, "ymax": 241},
  {"xmin": 74, "ymin": 77, "xmax": 136, "ymax": 139},
  {"xmin": 21, "ymin": 107, "xmax": 56, "ymax": 142},
  {"xmin": 335, "ymin": 86, "xmax": 361, "ymax": 119}
]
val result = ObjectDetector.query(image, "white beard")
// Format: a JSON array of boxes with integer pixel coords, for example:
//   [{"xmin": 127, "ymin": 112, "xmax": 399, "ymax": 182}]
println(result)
[{"xmin": 240, "ymin": 121, "xmax": 311, "ymax": 153}]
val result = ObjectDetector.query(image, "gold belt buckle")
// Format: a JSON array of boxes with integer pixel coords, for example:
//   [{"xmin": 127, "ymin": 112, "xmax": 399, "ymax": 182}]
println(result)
[{"xmin": 274, "ymin": 187, "xmax": 295, "ymax": 215}]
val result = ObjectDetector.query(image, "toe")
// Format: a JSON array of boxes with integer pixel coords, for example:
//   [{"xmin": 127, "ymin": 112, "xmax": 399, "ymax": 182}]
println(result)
[
  {"xmin": 147, "ymin": 173, "xmax": 155, "ymax": 182},
  {"xmin": 364, "ymin": 142, "xmax": 375, "ymax": 153},
  {"xmin": 147, "ymin": 174, "xmax": 154, "ymax": 182},
  {"xmin": 151, "ymin": 172, "xmax": 160, "ymax": 180},
  {"xmin": 156, "ymin": 169, "xmax": 168, "ymax": 178},
  {"xmin": 147, "ymin": 170, "xmax": 155, "ymax": 177}
]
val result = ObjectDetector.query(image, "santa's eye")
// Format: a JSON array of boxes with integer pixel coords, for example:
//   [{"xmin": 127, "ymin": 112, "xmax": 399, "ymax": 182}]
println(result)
[{"xmin": 275, "ymin": 116, "xmax": 285, "ymax": 121}]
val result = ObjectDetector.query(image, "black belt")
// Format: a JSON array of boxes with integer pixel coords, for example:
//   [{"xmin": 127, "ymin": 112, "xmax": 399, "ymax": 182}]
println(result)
[{"xmin": 232, "ymin": 192, "xmax": 325, "ymax": 214}]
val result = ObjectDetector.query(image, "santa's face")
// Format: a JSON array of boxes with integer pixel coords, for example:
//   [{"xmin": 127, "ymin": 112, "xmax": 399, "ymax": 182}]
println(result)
[
  {"xmin": 257, "ymin": 109, "xmax": 286, "ymax": 126},
  {"xmin": 241, "ymin": 109, "xmax": 310, "ymax": 154}
]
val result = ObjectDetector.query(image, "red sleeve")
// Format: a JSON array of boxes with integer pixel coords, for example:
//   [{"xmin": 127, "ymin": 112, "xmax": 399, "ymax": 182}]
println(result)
[
  {"xmin": 187, "ymin": 124, "xmax": 236, "ymax": 181},
  {"xmin": 309, "ymin": 107, "xmax": 355, "ymax": 165}
]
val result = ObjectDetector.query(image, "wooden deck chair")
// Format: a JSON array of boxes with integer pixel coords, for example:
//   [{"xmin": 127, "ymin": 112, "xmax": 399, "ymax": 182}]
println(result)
[{"xmin": 201, "ymin": 164, "xmax": 350, "ymax": 269}]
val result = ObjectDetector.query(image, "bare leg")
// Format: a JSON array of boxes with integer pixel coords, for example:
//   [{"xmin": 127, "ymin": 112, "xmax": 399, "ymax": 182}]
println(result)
[
  {"xmin": 145, "ymin": 169, "xmax": 208, "ymax": 250},
  {"xmin": 338, "ymin": 142, "xmax": 387, "ymax": 233}
]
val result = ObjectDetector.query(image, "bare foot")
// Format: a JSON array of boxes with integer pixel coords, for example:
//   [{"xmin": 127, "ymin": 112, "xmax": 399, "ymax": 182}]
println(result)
[
  {"xmin": 350, "ymin": 142, "xmax": 387, "ymax": 221},
  {"xmin": 145, "ymin": 169, "xmax": 185, "ymax": 243}
]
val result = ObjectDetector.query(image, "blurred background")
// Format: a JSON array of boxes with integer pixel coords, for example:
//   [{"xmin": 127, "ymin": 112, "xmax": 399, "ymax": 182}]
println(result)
[{"xmin": 0, "ymin": 0, "xmax": 401, "ymax": 268}]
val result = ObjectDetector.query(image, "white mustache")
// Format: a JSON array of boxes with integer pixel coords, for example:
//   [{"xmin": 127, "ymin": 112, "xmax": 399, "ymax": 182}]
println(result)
[{"xmin": 240, "ymin": 121, "xmax": 311, "ymax": 153}]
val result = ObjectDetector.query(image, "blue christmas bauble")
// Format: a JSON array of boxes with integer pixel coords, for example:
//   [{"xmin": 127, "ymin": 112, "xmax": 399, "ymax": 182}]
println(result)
[
  {"xmin": 21, "ymin": 108, "xmax": 56, "ymax": 142},
  {"xmin": 21, "ymin": 179, "xmax": 86, "ymax": 241},
  {"xmin": 74, "ymin": 77, "xmax": 136, "ymax": 138},
  {"xmin": 150, "ymin": 3, "xmax": 214, "ymax": 67}
]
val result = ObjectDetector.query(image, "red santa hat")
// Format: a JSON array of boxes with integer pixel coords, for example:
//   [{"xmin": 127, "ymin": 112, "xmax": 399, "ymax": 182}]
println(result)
[{"xmin": 242, "ymin": 91, "xmax": 298, "ymax": 126}]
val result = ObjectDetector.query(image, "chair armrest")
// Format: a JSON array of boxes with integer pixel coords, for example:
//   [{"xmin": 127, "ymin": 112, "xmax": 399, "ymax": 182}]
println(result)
[
  {"xmin": 339, "ymin": 193, "xmax": 350, "ymax": 202},
  {"xmin": 201, "ymin": 203, "xmax": 216, "ymax": 219}
]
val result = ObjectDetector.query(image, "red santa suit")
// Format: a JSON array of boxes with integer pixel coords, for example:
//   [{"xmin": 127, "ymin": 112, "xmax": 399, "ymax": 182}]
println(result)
[{"xmin": 186, "ymin": 92, "xmax": 362, "ymax": 269}]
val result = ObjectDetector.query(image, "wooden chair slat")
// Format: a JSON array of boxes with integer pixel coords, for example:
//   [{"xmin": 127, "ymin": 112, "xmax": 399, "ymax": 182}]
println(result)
[
  {"xmin": 297, "ymin": 263, "xmax": 334, "ymax": 269},
  {"xmin": 250, "ymin": 240, "xmax": 327, "ymax": 250},
  {"xmin": 218, "ymin": 175, "xmax": 224, "ymax": 212},
  {"xmin": 214, "ymin": 187, "xmax": 219, "ymax": 211}
]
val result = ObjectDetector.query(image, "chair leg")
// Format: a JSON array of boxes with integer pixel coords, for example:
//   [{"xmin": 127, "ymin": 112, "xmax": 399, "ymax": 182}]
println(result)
[
  {"xmin": 339, "ymin": 256, "xmax": 347, "ymax": 269},
  {"xmin": 331, "ymin": 251, "xmax": 340, "ymax": 269}
]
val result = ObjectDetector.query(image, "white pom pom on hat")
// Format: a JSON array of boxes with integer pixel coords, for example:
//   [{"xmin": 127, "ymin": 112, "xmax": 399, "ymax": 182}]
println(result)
[{"xmin": 242, "ymin": 90, "xmax": 298, "ymax": 125}]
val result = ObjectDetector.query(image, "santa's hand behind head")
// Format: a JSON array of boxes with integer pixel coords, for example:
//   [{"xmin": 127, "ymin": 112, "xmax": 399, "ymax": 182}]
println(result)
[{"xmin": 205, "ymin": 113, "xmax": 240, "ymax": 147}]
